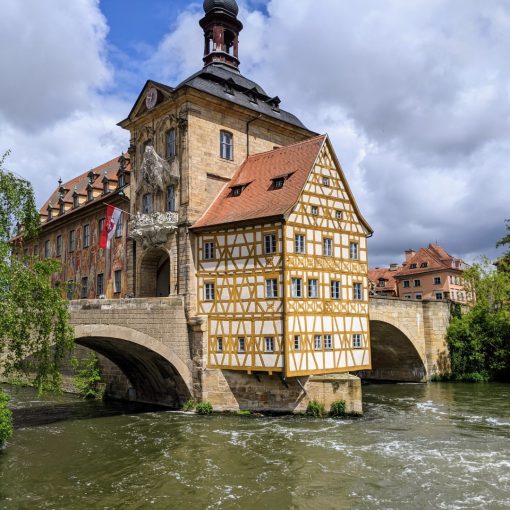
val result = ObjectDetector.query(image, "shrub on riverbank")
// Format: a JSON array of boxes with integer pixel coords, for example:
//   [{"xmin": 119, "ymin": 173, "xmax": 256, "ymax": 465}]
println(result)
[
  {"xmin": 329, "ymin": 400, "xmax": 346, "ymax": 417},
  {"xmin": 0, "ymin": 389, "xmax": 13, "ymax": 448},
  {"xmin": 196, "ymin": 401, "xmax": 213, "ymax": 415},
  {"xmin": 305, "ymin": 400, "xmax": 326, "ymax": 418},
  {"xmin": 446, "ymin": 258, "xmax": 510, "ymax": 382}
]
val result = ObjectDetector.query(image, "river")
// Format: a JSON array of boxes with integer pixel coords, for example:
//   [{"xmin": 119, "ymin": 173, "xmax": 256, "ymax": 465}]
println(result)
[{"xmin": 1, "ymin": 382, "xmax": 509, "ymax": 509}]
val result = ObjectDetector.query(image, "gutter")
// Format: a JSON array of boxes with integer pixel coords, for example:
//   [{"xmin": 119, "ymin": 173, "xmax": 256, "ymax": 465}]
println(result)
[{"xmin": 246, "ymin": 114, "xmax": 262, "ymax": 156}]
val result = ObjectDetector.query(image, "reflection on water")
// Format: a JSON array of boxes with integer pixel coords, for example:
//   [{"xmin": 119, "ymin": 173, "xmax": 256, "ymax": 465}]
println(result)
[{"xmin": 1, "ymin": 383, "xmax": 509, "ymax": 509}]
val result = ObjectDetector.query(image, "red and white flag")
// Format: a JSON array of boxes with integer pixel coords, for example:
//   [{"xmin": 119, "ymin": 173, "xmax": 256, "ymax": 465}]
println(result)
[{"xmin": 99, "ymin": 205, "xmax": 122, "ymax": 249}]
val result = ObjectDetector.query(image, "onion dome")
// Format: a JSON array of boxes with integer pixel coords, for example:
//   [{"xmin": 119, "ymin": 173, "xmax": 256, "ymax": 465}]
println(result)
[{"xmin": 203, "ymin": 0, "xmax": 239, "ymax": 16}]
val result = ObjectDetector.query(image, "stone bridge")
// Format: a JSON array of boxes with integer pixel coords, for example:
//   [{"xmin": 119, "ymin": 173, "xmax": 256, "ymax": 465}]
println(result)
[
  {"xmin": 359, "ymin": 296, "xmax": 452, "ymax": 382},
  {"xmin": 69, "ymin": 296, "xmax": 452, "ymax": 406}
]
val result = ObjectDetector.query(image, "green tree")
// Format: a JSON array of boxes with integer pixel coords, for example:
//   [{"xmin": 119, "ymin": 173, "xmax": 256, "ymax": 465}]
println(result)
[
  {"xmin": 0, "ymin": 390, "xmax": 13, "ymax": 448},
  {"xmin": 496, "ymin": 219, "xmax": 510, "ymax": 271},
  {"xmin": 446, "ymin": 258, "xmax": 510, "ymax": 382},
  {"xmin": 0, "ymin": 150, "xmax": 74, "ymax": 393}
]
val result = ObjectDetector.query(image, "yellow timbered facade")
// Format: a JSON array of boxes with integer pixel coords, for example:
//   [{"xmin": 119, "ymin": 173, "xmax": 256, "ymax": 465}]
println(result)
[{"xmin": 192, "ymin": 135, "xmax": 373, "ymax": 377}]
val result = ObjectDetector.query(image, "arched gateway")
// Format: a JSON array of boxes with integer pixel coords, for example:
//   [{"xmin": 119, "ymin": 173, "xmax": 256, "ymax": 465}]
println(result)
[{"xmin": 74, "ymin": 324, "xmax": 192, "ymax": 407}]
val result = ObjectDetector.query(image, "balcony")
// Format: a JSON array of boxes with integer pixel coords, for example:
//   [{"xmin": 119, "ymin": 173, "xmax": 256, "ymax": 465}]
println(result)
[{"xmin": 129, "ymin": 211, "xmax": 178, "ymax": 249}]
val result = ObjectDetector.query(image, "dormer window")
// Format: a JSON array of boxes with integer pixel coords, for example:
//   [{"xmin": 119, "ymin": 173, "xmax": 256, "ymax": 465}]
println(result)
[
  {"xmin": 273, "ymin": 178, "xmax": 284, "ymax": 189},
  {"xmin": 267, "ymin": 96, "xmax": 281, "ymax": 113},
  {"xmin": 410, "ymin": 263, "xmax": 417, "ymax": 269},
  {"xmin": 59, "ymin": 200, "xmax": 65, "ymax": 216},
  {"xmin": 247, "ymin": 88, "xmax": 258, "ymax": 104},
  {"xmin": 117, "ymin": 172, "xmax": 125, "ymax": 188},
  {"xmin": 87, "ymin": 171, "xmax": 95, "ymax": 185},
  {"xmin": 420, "ymin": 262, "xmax": 428, "ymax": 268},
  {"xmin": 47, "ymin": 206, "xmax": 53, "ymax": 221},
  {"xmin": 87, "ymin": 187, "xmax": 93, "ymax": 202},
  {"xmin": 103, "ymin": 178, "xmax": 110, "ymax": 194},
  {"xmin": 378, "ymin": 279, "xmax": 386, "ymax": 287},
  {"xmin": 224, "ymin": 79, "xmax": 235, "ymax": 95},
  {"xmin": 73, "ymin": 193, "xmax": 79, "ymax": 208},
  {"xmin": 231, "ymin": 186, "xmax": 243, "ymax": 197}
]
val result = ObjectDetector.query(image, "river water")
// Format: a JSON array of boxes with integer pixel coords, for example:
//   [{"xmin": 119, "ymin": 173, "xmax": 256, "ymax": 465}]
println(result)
[{"xmin": 1, "ymin": 382, "xmax": 509, "ymax": 510}]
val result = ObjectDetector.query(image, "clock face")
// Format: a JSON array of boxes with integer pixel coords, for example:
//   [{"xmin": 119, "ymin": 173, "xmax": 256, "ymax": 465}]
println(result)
[{"xmin": 145, "ymin": 87, "xmax": 158, "ymax": 109}]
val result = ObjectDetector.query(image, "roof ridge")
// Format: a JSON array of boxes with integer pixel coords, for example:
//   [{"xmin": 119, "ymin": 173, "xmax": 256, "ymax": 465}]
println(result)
[{"xmin": 246, "ymin": 134, "xmax": 327, "ymax": 161}]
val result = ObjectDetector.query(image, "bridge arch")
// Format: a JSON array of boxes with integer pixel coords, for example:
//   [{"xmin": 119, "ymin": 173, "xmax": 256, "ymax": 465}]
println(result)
[
  {"xmin": 74, "ymin": 324, "xmax": 193, "ymax": 407},
  {"xmin": 137, "ymin": 247, "xmax": 171, "ymax": 297},
  {"xmin": 358, "ymin": 319, "xmax": 428, "ymax": 382}
]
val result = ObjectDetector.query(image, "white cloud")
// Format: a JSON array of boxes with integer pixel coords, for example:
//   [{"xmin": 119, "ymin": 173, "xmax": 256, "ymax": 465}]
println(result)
[{"xmin": 0, "ymin": 0, "xmax": 129, "ymax": 206}]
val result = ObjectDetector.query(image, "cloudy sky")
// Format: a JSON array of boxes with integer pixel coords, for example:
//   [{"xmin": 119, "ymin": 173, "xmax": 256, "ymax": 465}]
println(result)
[{"xmin": 0, "ymin": 0, "xmax": 508, "ymax": 266}]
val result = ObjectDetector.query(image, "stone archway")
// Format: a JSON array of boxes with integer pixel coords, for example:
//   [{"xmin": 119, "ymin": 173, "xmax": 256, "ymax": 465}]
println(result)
[
  {"xmin": 357, "ymin": 320, "xmax": 428, "ymax": 382},
  {"xmin": 137, "ymin": 247, "xmax": 170, "ymax": 297},
  {"xmin": 74, "ymin": 324, "xmax": 193, "ymax": 407}
]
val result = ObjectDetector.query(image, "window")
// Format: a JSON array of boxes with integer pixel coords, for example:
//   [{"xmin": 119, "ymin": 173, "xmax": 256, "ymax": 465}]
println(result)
[
  {"xmin": 314, "ymin": 335, "xmax": 322, "ymax": 350},
  {"xmin": 264, "ymin": 336, "xmax": 274, "ymax": 352},
  {"xmin": 69, "ymin": 230, "xmax": 76, "ymax": 252},
  {"xmin": 323, "ymin": 238, "xmax": 333, "ymax": 256},
  {"xmin": 311, "ymin": 205, "xmax": 319, "ymax": 215},
  {"xmin": 308, "ymin": 279, "xmax": 319, "ymax": 298},
  {"xmin": 414, "ymin": 279, "xmax": 421, "ymax": 287},
  {"xmin": 220, "ymin": 130, "xmax": 233, "ymax": 160},
  {"xmin": 80, "ymin": 277, "xmax": 88, "ymax": 299},
  {"xmin": 294, "ymin": 335, "xmax": 300, "ymax": 351},
  {"xmin": 217, "ymin": 337, "xmax": 223, "ymax": 352},
  {"xmin": 83, "ymin": 224, "xmax": 90, "ymax": 248},
  {"xmin": 378, "ymin": 279, "xmax": 386, "ymax": 287},
  {"xmin": 410, "ymin": 263, "xmax": 417, "ymax": 269},
  {"xmin": 404, "ymin": 294, "xmax": 412, "ymax": 299},
  {"xmin": 295, "ymin": 234, "xmax": 306, "ymax": 254},
  {"xmin": 231, "ymin": 186, "xmax": 243, "ymax": 196},
  {"xmin": 324, "ymin": 334, "xmax": 332, "ymax": 350},
  {"xmin": 335, "ymin": 210, "xmax": 343, "ymax": 220},
  {"xmin": 115, "ymin": 217, "xmax": 123, "ymax": 238},
  {"xmin": 47, "ymin": 207, "xmax": 52, "ymax": 221},
  {"xmin": 56, "ymin": 235, "xmax": 62, "ymax": 257},
  {"xmin": 435, "ymin": 292, "xmax": 443, "ymax": 300},
  {"xmin": 118, "ymin": 173, "xmax": 126, "ymax": 188},
  {"xmin": 98, "ymin": 218, "xmax": 105, "ymax": 239},
  {"xmin": 352, "ymin": 334, "xmax": 362, "ymax": 348},
  {"xmin": 87, "ymin": 187, "xmax": 93, "ymax": 202},
  {"xmin": 403, "ymin": 280, "xmax": 410, "ymax": 288},
  {"xmin": 44, "ymin": 240, "xmax": 51, "ymax": 258},
  {"xmin": 114, "ymin": 270, "xmax": 122, "ymax": 293},
  {"xmin": 264, "ymin": 233, "xmax": 277, "ymax": 254},
  {"xmin": 166, "ymin": 185, "xmax": 176, "ymax": 212},
  {"xmin": 73, "ymin": 194, "xmax": 79, "ymax": 208},
  {"xmin": 349, "ymin": 242, "xmax": 359, "ymax": 260},
  {"xmin": 142, "ymin": 193, "xmax": 153, "ymax": 214},
  {"xmin": 434, "ymin": 276, "xmax": 441, "ymax": 285},
  {"xmin": 103, "ymin": 179, "xmax": 109, "ymax": 194},
  {"xmin": 415, "ymin": 294, "xmax": 422, "ymax": 300},
  {"xmin": 266, "ymin": 279, "xmax": 278, "ymax": 299},
  {"xmin": 166, "ymin": 128, "xmax": 176, "ymax": 158},
  {"xmin": 97, "ymin": 273, "xmax": 104, "ymax": 296},
  {"xmin": 238, "ymin": 337, "xmax": 245, "ymax": 353},
  {"xmin": 420, "ymin": 262, "xmax": 428, "ymax": 268},
  {"xmin": 66, "ymin": 281, "xmax": 75, "ymax": 300},
  {"xmin": 273, "ymin": 178, "xmax": 284, "ymax": 189},
  {"xmin": 205, "ymin": 282, "xmax": 215, "ymax": 301},
  {"xmin": 331, "ymin": 280, "xmax": 341, "ymax": 299},
  {"xmin": 322, "ymin": 176, "xmax": 330, "ymax": 186},
  {"xmin": 59, "ymin": 201, "xmax": 65, "ymax": 215},
  {"xmin": 353, "ymin": 282, "xmax": 363, "ymax": 300},
  {"xmin": 291, "ymin": 278, "xmax": 303, "ymax": 298},
  {"xmin": 204, "ymin": 241, "xmax": 215, "ymax": 260}
]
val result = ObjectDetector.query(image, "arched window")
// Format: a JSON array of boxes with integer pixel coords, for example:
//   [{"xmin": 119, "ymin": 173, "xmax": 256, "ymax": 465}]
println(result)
[
  {"xmin": 166, "ymin": 128, "xmax": 176, "ymax": 158},
  {"xmin": 220, "ymin": 130, "xmax": 233, "ymax": 160}
]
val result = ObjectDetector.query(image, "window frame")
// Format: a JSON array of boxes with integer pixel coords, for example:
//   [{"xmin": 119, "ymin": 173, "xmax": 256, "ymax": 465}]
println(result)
[
  {"xmin": 44, "ymin": 239, "xmax": 51, "ymax": 258},
  {"xmin": 314, "ymin": 335, "xmax": 322, "ymax": 350},
  {"xmin": 294, "ymin": 335, "xmax": 300, "ymax": 351},
  {"xmin": 166, "ymin": 128, "xmax": 176, "ymax": 159},
  {"xmin": 166, "ymin": 184, "xmax": 176, "ymax": 212},
  {"xmin": 114, "ymin": 270, "xmax": 122, "ymax": 294},
  {"xmin": 352, "ymin": 334, "xmax": 362, "ymax": 348},
  {"xmin": 324, "ymin": 334, "xmax": 332, "ymax": 350},
  {"xmin": 331, "ymin": 280, "xmax": 341, "ymax": 300},
  {"xmin": 142, "ymin": 193, "xmax": 153, "ymax": 214},
  {"xmin": 265, "ymin": 278, "xmax": 278, "ymax": 299},
  {"xmin": 291, "ymin": 277, "xmax": 303, "ymax": 298},
  {"xmin": 433, "ymin": 276, "xmax": 441, "ymax": 285},
  {"xmin": 80, "ymin": 277, "xmax": 88, "ymax": 299},
  {"xmin": 237, "ymin": 337, "xmax": 245, "ymax": 353},
  {"xmin": 349, "ymin": 241, "xmax": 359, "ymax": 260},
  {"xmin": 264, "ymin": 233, "xmax": 277, "ymax": 254},
  {"xmin": 204, "ymin": 282, "xmax": 215, "ymax": 301},
  {"xmin": 97, "ymin": 273, "xmax": 104, "ymax": 297},
  {"xmin": 56, "ymin": 235, "xmax": 62, "ymax": 257},
  {"xmin": 83, "ymin": 224, "xmax": 90, "ymax": 248},
  {"xmin": 69, "ymin": 230, "xmax": 76, "ymax": 252},
  {"xmin": 294, "ymin": 234, "xmax": 306, "ymax": 254},
  {"xmin": 323, "ymin": 237, "xmax": 333, "ymax": 257},
  {"xmin": 353, "ymin": 282, "xmax": 363, "ymax": 301},
  {"xmin": 414, "ymin": 279, "xmax": 421, "ymax": 287},
  {"xmin": 203, "ymin": 241, "xmax": 216, "ymax": 260},
  {"xmin": 264, "ymin": 336, "xmax": 274, "ymax": 353},
  {"xmin": 220, "ymin": 130, "xmax": 233, "ymax": 160},
  {"xmin": 308, "ymin": 278, "xmax": 319, "ymax": 299}
]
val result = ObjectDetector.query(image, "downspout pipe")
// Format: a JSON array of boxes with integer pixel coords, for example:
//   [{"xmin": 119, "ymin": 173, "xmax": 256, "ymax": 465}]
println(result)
[{"xmin": 246, "ymin": 114, "xmax": 262, "ymax": 156}]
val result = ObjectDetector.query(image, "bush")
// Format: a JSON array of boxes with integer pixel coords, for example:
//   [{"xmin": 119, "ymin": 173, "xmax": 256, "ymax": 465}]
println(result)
[
  {"xmin": 305, "ymin": 400, "xmax": 326, "ymax": 418},
  {"xmin": 71, "ymin": 352, "xmax": 103, "ymax": 399},
  {"xmin": 0, "ymin": 389, "xmax": 13, "ymax": 448},
  {"xmin": 182, "ymin": 399, "xmax": 196, "ymax": 411},
  {"xmin": 329, "ymin": 400, "xmax": 346, "ymax": 418},
  {"xmin": 195, "ymin": 401, "xmax": 213, "ymax": 415}
]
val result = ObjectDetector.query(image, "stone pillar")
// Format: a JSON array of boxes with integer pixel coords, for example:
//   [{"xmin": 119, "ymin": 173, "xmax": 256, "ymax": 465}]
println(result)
[
  {"xmin": 189, "ymin": 315, "xmax": 208, "ymax": 400},
  {"xmin": 422, "ymin": 300, "xmax": 451, "ymax": 377}
]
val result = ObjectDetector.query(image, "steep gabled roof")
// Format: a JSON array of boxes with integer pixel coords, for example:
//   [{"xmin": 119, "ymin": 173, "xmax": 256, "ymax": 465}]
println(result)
[
  {"xmin": 369, "ymin": 267, "xmax": 401, "ymax": 292},
  {"xmin": 191, "ymin": 134, "xmax": 373, "ymax": 234},
  {"xmin": 396, "ymin": 243, "xmax": 465, "ymax": 277},
  {"xmin": 191, "ymin": 135, "xmax": 326, "ymax": 229}
]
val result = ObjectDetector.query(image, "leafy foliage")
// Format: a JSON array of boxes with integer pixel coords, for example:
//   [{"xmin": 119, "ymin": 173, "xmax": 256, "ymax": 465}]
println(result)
[
  {"xmin": 305, "ymin": 400, "xmax": 326, "ymax": 418},
  {"xmin": 195, "ymin": 401, "xmax": 213, "ymax": 415},
  {"xmin": 329, "ymin": 400, "xmax": 346, "ymax": 418},
  {"xmin": 0, "ymin": 389, "xmax": 13, "ymax": 448},
  {"xmin": 496, "ymin": 219, "xmax": 510, "ymax": 270},
  {"xmin": 182, "ymin": 399, "xmax": 196, "ymax": 411},
  {"xmin": 0, "ymin": 151, "xmax": 74, "ymax": 393},
  {"xmin": 446, "ymin": 258, "xmax": 510, "ymax": 382},
  {"xmin": 71, "ymin": 352, "xmax": 103, "ymax": 399}
]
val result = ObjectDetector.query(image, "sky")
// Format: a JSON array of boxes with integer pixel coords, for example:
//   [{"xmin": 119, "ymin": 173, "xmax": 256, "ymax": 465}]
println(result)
[{"xmin": 0, "ymin": 0, "xmax": 509, "ymax": 267}]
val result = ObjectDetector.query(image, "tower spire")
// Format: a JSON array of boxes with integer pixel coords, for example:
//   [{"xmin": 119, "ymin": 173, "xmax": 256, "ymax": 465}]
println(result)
[{"xmin": 200, "ymin": 0, "xmax": 243, "ymax": 71}]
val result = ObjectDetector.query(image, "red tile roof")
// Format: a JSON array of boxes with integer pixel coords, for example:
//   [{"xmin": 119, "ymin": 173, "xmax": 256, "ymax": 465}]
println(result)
[
  {"xmin": 192, "ymin": 135, "xmax": 327, "ymax": 229},
  {"xmin": 396, "ymin": 243, "xmax": 465, "ymax": 277},
  {"xmin": 368, "ymin": 267, "xmax": 401, "ymax": 292},
  {"xmin": 40, "ymin": 154, "xmax": 130, "ymax": 221}
]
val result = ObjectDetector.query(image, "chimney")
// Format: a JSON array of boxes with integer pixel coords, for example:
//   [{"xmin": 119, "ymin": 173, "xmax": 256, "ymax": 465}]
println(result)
[{"xmin": 405, "ymin": 249, "xmax": 416, "ymax": 263}]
